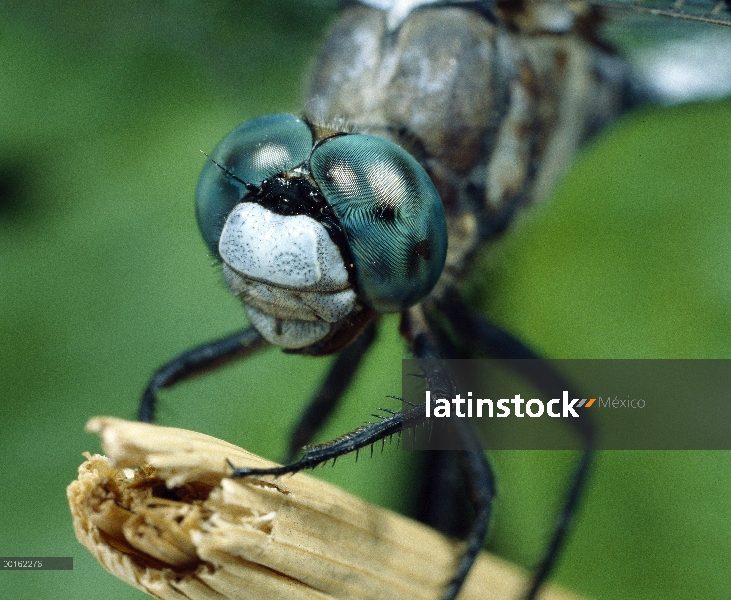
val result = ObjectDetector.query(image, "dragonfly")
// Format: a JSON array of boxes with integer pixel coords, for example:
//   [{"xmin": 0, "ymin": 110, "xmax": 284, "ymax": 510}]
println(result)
[{"xmin": 137, "ymin": 1, "xmax": 731, "ymax": 599}]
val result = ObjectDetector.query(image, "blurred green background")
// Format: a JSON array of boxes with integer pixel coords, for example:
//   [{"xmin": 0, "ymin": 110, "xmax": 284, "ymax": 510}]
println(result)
[{"xmin": 1, "ymin": 2, "xmax": 730, "ymax": 599}]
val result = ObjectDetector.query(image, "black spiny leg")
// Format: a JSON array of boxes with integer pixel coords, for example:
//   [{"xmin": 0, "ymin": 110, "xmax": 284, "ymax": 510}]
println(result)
[
  {"xmin": 434, "ymin": 289, "xmax": 595, "ymax": 600},
  {"xmin": 230, "ymin": 306, "xmax": 496, "ymax": 600},
  {"xmin": 138, "ymin": 327, "xmax": 267, "ymax": 422},
  {"xmin": 286, "ymin": 321, "xmax": 377, "ymax": 461},
  {"xmin": 408, "ymin": 312, "xmax": 495, "ymax": 600}
]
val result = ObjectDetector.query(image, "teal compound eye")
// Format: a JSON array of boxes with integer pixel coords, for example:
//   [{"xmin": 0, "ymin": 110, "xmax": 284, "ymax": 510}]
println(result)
[
  {"xmin": 195, "ymin": 113, "xmax": 313, "ymax": 257},
  {"xmin": 310, "ymin": 133, "xmax": 448, "ymax": 313}
]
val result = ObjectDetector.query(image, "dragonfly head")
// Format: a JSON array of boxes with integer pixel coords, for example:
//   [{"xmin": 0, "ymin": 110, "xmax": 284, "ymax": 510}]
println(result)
[{"xmin": 196, "ymin": 114, "xmax": 447, "ymax": 352}]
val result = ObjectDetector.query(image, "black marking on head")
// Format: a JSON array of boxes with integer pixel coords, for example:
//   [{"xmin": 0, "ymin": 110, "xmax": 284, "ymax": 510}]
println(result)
[
  {"xmin": 375, "ymin": 204, "xmax": 396, "ymax": 221},
  {"xmin": 402, "ymin": 239, "xmax": 431, "ymax": 293},
  {"xmin": 250, "ymin": 175, "xmax": 327, "ymax": 217},
  {"xmin": 413, "ymin": 239, "xmax": 431, "ymax": 260}
]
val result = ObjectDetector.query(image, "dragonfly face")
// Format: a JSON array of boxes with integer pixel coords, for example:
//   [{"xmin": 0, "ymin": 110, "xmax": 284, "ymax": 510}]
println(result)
[{"xmin": 196, "ymin": 113, "xmax": 447, "ymax": 352}]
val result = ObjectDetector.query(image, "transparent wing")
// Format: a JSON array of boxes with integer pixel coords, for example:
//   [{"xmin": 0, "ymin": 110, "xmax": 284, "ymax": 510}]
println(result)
[
  {"xmin": 590, "ymin": 0, "xmax": 731, "ymax": 102},
  {"xmin": 591, "ymin": 0, "xmax": 731, "ymax": 27}
]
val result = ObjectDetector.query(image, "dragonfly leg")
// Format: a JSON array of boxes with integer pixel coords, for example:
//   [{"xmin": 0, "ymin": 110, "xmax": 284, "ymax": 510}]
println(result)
[
  {"xmin": 229, "ymin": 308, "xmax": 495, "ymax": 600},
  {"xmin": 405, "ymin": 306, "xmax": 496, "ymax": 600},
  {"xmin": 138, "ymin": 327, "xmax": 267, "ymax": 422},
  {"xmin": 285, "ymin": 320, "xmax": 378, "ymax": 462},
  {"xmin": 433, "ymin": 289, "xmax": 595, "ymax": 600}
]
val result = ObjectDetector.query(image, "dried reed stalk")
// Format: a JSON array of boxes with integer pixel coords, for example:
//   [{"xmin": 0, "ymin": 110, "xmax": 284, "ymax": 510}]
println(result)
[{"xmin": 68, "ymin": 417, "xmax": 583, "ymax": 600}]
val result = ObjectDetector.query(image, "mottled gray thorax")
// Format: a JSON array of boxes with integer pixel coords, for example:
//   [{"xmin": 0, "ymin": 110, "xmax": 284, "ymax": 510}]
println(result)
[{"xmin": 305, "ymin": 2, "xmax": 630, "ymax": 295}]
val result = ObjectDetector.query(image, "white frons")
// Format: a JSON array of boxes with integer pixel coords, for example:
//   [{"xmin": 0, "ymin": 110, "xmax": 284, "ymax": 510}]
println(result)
[
  {"xmin": 219, "ymin": 203, "xmax": 350, "ymax": 291},
  {"xmin": 219, "ymin": 203, "xmax": 356, "ymax": 349}
]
